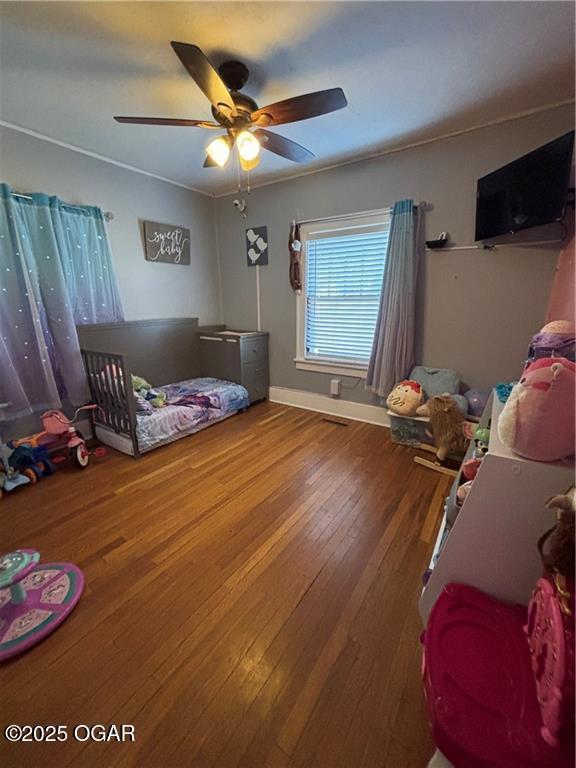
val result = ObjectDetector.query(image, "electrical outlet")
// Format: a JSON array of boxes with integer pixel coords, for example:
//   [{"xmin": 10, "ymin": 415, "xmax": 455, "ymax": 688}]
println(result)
[{"xmin": 330, "ymin": 378, "xmax": 341, "ymax": 397}]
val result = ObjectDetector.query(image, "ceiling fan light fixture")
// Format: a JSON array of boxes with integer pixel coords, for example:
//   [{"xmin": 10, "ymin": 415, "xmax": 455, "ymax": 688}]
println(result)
[
  {"xmin": 206, "ymin": 135, "xmax": 231, "ymax": 167},
  {"xmin": 236, "ymin": 130, "xmax": 260, "ymax": 162},
  {"xmin": 239, "ymin": 154, "xmax": 260, "ymax": 172}
]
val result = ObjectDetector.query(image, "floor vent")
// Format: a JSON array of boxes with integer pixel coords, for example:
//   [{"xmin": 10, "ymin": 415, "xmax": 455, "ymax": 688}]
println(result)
[{"xmin": 321, "ymin": 417, "xmax": 350, "ymax": 427}]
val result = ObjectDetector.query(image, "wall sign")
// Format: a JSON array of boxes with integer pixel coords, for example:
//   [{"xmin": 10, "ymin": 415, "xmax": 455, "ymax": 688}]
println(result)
[
  {"xmin": 246, "ymin": 226, "xmax": 268, "ymax": 266},
  {"xmin": 143, "ymin": 220, "xmax": 190, "ymax": 265}
]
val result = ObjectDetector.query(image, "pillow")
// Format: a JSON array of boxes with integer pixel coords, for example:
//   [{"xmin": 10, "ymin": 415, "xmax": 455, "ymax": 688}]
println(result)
[
  {"xmin": 386, "ymin": 380, "xmax": 424, "ymax": 416},
  {"xmin": 498, "ymin": 357, "xmax": 575, "ymax": 461},
  {"xmin": 451, "ymin": 393, "xmax": 469, "ymax": 415},
  {"xmin": 409, "ymin": 366, "xmax": 460, "ymax": 398}
]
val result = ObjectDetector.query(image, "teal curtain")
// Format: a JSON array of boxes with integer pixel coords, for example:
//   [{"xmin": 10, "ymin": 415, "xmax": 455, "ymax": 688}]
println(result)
[
  {"xmin": 366, "ymin": 199, "xmax": 423, "ymax": 397},
  {"xmin": 50, "ymin": 199, "xmax": 124, "ymax": 324},
  {"xmin": 0, "ymin": 183, "xmax": 123, "ymax": 420}
]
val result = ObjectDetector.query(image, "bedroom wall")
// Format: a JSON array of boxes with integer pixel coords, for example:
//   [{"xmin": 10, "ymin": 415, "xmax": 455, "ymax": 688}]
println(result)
[
  {"xmin": 215, "ymin": 103, "xmax": 575, "ymax": 403},
  {"xmin": 0, "ymin": 124, "xmax": 222, "ymax": 323}
]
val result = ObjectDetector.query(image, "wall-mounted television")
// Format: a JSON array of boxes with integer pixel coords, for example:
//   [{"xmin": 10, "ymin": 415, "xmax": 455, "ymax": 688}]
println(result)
[{"xmin": 475, "ymin": 131, "xmax": 574, "ymax": 241}]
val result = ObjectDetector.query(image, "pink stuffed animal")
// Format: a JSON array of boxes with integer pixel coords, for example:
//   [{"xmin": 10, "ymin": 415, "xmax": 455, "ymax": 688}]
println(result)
[
  {"xmin": 462, "ymin": 456, "xmax": 482, "ymax": 481},
  {"xmin": 498, "ymin": 357, "xmax": 575, "ymax": 462}
]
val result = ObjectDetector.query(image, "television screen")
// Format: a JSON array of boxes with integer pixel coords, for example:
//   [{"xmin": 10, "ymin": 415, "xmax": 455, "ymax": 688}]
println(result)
[{"xmin": 475, "ymin": 131, "xmax": 574, "ymax": 241}]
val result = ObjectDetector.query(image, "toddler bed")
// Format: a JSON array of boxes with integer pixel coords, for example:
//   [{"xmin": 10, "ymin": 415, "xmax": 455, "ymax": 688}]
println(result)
[{"xmin": 81, "ymin": 348, "xmax": 249, "ymax": 456}]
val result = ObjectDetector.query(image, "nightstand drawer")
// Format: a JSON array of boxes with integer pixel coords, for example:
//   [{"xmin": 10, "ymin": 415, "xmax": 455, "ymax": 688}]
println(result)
[
  {"xmin": 241, "ymin": 336, "xmax": 268, "ymax": 364},
  {"xmin": 242, "ymin": 361, "xmax": 268, "ymax": 402},
  {"xmin": 245, "ymin": 381, "xmax": 268, "ymax": 402}
]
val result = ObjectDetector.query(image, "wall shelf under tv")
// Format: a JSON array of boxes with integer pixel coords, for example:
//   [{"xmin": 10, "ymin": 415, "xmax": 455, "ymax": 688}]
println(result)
[{"xmin": 425, "ymin": 238, "xmax": 565, "ymax": 252}]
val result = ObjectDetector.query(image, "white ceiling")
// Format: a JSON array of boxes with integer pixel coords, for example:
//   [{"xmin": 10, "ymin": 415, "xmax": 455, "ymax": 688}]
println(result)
[{"xmin": 0, "ymin": 1, "xmax": 574, "ymax": 196}]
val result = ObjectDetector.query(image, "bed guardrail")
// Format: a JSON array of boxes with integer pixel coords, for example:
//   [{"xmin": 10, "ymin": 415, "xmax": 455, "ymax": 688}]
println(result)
[{"xmin": 81, "ymin": 349, "xmax": 139, "ymax": 455}]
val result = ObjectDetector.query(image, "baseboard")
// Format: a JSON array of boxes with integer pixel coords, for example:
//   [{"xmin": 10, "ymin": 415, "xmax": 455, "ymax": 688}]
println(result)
[{"xmin": 268, "ymin": 386, "xmax": 390, "ymax": 428}]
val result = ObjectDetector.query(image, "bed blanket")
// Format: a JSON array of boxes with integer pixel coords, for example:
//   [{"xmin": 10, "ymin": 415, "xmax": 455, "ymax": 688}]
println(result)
[{"xmin": 135, "ymin": 377, "xmax": 249, "ymax": 451}]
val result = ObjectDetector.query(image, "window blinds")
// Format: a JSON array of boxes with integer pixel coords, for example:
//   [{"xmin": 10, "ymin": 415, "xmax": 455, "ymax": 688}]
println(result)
[{"xmin": 304, "ymin": 213, "xmax": 390, "ymax": 365}]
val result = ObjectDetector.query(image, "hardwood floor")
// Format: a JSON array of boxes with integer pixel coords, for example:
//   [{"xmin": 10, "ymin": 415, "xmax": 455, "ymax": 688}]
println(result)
[{"xmin": 0, "ymin": 402, "xmax": 448, "ymax": 768}]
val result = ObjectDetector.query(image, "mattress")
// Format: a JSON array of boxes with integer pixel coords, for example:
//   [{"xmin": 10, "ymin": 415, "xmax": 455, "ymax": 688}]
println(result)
[{"xmin": 136, "ymin": 377, "xmax": 249, "ymax": 452}]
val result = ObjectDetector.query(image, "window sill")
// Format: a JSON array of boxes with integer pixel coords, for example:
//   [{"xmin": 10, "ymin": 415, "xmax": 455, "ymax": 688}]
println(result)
[{"xmin": 294, "ymin": 358, "xmax": 368, "ymax": 379}]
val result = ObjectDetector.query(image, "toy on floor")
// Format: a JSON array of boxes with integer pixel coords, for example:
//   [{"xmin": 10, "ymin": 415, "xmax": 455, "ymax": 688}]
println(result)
[
  {"xmin": 386, "ymin": 379, "xmax": 424, "ymax": 416},
  {"xmin": 0, "ymin": 548, "xmax": 84, "ymax": 662},
  {"xmin": 9, "ymin": 444, "xmax": 55, "ymax": 484},
  {"xmin": 9, "ymin": 405, "xmax": 106, "ymax": 470},
  {"xmin": 414, "ymin": 394, "xmax": 469, "ymax": 476},
  {"xmin": 422, "ymin": 491, "xmax": 575, "ymax": 768},
  {"xmin": 0, "ymin": 404, "xmax": 30, "ymax": 499},
  {"xmin": 498, "ymin": 357, "xmax": 575, "ymax": 462}
]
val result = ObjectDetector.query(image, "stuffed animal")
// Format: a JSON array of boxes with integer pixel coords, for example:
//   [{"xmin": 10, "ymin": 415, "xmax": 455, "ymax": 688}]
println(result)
[
  {"xmin": 527, "ymin": 320, "xmax": 575, "ymax": 366},
  {"xmin": 459, "ymin": 425, "xmax": 489, "ymax": 481},
  {"xmin": 131, "ymin": 374, "xmax": 149, "ymax": 392},
  {"xmin": 473, "ymin": 426, "xmax": 490, "ymax": 457},
  {"xmin": 462, "ymin": 456, "xmax": 482, "ymax": 481},
  {"xmin": 386, "ymin": 380, "xmax": 424, "ymax": 416},
  {"xmin": 131, "ymin": 374, "xmax": 167, "ymax": 408},
  {"xmin": 498, "ymin": 357, "xmax": 575, "ymax": 462},
  {"xmin": 417, "ymin": 394, "xmax": 468, "ymax": 462},
  {"xmin": 539, "ymin": 489, "xmax": 575, "ymax": 578},
  {"xmin": 456, "ymin": 479, "xmax": 474, "ymax": 506}
]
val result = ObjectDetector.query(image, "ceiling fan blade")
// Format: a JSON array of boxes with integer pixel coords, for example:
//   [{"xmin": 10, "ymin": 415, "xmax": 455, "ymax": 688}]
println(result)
[
  {"xmin": 251, "ymin": 88, "xmax": 347, "ymax": 127},
  {"xmin": 254, "ymin": 129, "xmax": 315, "ymax": 164},
  {"xmin": 170, "ymin": 42, "xmax": 236, "ymax": 116},
  {"xmin": 114, "ymin": 116, "xmax": 221, "ymax": 128}
]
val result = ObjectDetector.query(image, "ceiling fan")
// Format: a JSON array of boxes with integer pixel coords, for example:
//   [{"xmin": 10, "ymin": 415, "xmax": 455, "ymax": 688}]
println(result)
[{"xmin": 114, "ymin": 42, "xmax": 348, "ymax": 171}]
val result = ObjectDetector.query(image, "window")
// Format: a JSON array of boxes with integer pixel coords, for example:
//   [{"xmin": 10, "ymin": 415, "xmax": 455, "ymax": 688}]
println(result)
[{"xmin": 296, "ymin": 210, "xmax": 390, "ymax": 375}]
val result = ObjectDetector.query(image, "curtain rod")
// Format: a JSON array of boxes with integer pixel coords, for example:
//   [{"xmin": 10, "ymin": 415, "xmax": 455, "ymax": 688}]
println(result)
[
  {"xmin": 295, "ymin": 206, "xmax": 391, "ymax": 227},
  {"xmin": 11, "ymin": 191, "xmax": 114, "ymax": 222},
  {"xmin": 294, "ymin": 203, "xmax": 424, "ymax": 227}
]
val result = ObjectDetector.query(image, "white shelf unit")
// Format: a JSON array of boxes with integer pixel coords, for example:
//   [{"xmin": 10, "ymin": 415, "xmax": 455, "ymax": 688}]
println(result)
[{"xmin": 419, "ymin": 392, "xmax": 574, "ymax": 623}]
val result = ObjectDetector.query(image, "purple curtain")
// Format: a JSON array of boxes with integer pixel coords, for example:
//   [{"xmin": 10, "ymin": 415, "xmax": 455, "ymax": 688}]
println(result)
[{"xmin": 0, "ymin": 183, "xmax": 120, "ymax": 421}]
